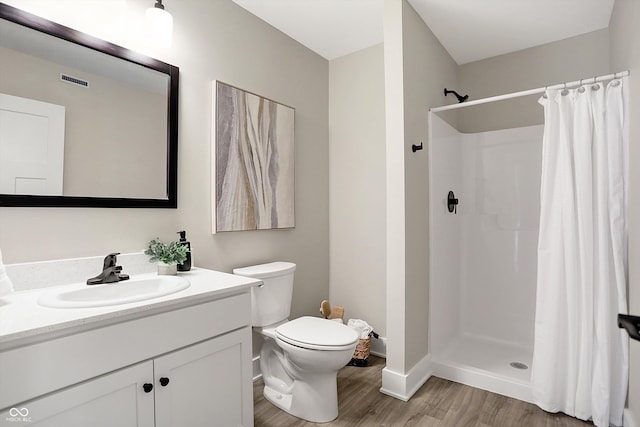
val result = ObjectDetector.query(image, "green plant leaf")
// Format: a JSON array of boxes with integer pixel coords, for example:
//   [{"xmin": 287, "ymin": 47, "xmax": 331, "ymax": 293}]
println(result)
[{"xmin": 145, "ymin": 238, "xmax": 188, "ymax": 264}]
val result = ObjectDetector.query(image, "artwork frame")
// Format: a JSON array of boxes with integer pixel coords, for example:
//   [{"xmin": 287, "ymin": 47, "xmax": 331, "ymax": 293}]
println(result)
[{"xmin": 212, "ymin": 81, "xmax": 295, "ymax": 233}]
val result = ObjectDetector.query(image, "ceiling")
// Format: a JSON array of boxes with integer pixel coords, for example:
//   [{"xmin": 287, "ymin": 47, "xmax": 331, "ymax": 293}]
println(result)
[{"xmin": 231, "ymin": 0, "xmax": 615, "ymax": 64}]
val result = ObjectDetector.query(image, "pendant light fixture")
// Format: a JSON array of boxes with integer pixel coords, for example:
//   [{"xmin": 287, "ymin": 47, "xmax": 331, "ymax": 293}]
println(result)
[{"xmin": 145, "ymin": 0, "xmax": 173, "ymax": 48}]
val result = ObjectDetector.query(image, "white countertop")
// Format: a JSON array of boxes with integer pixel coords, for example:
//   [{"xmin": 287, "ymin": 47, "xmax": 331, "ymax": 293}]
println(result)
[{"xmin": 0, "ymin": 268, "xmax": 260, "ymax": 350}]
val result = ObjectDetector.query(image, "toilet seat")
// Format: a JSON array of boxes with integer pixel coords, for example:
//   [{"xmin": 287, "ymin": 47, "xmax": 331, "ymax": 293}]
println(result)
[{"xmin": 275, "ymin": 316, "xmax": 358, "ymax": 351}]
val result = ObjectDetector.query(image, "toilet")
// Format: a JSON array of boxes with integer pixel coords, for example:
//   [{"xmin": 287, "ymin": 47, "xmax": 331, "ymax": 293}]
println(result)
[{"xmin": 233, "ymin": 262, "xmax": 358, "ymax": 423}]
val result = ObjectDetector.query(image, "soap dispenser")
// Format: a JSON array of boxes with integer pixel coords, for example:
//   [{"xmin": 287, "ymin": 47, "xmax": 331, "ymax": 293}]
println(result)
[{"xmin": 177, "ymin": 230, "xmax": 192, "ymax": 271}]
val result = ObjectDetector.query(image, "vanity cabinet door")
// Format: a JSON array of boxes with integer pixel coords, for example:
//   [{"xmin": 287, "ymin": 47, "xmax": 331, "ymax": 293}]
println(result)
[
  {"xmin": 0, "ymin": 361, "xmax": 155, "ymax": 427},
  {"xmin": 154, "ymin": 327, "xmax": 253, "ymax": 427}
]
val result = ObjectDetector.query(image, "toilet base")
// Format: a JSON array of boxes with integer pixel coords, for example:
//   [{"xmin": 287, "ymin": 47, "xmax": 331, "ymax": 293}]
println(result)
[
  {"xmin": 262, "ymin": 372, "xmax": 339, "ymax": 423},
  {"xmin": 263, "ymin": 385, "xmax": 294, "ymax": 415},
  {"xmin": 256, "ymin": 322, "xmax": 357, "ymax": 423}
]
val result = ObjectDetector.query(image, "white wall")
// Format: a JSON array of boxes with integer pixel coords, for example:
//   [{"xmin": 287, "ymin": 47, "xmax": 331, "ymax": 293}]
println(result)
[
  {"xmin": 427, "ymin": 115, "xmax": 461, "ymax": 353},
  {"xmin": 329, "ymin": 44, "xmax": 386, "ymax": 336},
  {"xmin": 430, "ymin": 116, "xmax": 542, "ymax": 354},
  {"xmin": 0, "ymin": 0, "xmax": 329, "ymax": 322},
  {"xmin": 609, "ymin": 1, "xmax": 640, "ymax": 425},
  {"xmin": 459, "ymin": 125, "xmax": 542, "ymax": 347}
]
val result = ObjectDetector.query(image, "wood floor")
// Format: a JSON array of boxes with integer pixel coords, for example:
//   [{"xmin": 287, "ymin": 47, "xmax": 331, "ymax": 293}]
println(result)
[{"xmin": 253, "ymin": 355, "xmax": 593, "ymax": 427}]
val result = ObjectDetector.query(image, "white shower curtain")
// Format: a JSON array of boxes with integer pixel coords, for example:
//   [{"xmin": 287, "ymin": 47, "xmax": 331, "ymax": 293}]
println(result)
[{"xmin": 532, "ymin": 77, "xmax": 629, "ymax": 427}]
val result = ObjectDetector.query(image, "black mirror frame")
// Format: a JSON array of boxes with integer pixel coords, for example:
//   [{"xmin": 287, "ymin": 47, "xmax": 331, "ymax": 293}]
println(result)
[{"xmin": 0, "ymin": 3, "xmax": 179, "ymax": 208}]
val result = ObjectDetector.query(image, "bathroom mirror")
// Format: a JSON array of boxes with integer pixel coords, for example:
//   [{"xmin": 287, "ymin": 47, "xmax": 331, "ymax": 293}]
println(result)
[{"xmin": 0, "ymin": 3, "xmax": 179, "ymax": 208}]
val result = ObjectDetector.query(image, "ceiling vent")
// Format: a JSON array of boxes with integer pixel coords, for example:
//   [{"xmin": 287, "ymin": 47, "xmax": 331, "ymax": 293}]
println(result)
[{"xmin": 60, "ymin": 73, "xmax": 90, "ymax": 88}]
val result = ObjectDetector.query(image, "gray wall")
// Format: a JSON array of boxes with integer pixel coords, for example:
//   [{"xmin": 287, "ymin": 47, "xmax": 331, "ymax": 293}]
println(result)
[
  {"xmin": 168, "ymin": 0, "xmax": 330, "ymax": 321},
  {"xmin": 609, "ymin": 0, "xmax": 640, "ymax": 424},
  {"xmin": 383, "ymin": 0, "xmax": 458, "ymax": 376},
  {"xmin": 383, "ymin": 0, "xmax": 408, "ymax": 374},
  {"xmin": 457, "ymin": 29, "xmax": 610, "ymax": 133},
  {"xmin": 329, "ymin": 44, "xmax": 386, "ymax": 336},
  {"xmin": 0, "ymin": 0, "xmax": 329, "ymax": 322},
  {"xmin": 401, "ymin": 0, "xmax": 458, "ymax": 370}
]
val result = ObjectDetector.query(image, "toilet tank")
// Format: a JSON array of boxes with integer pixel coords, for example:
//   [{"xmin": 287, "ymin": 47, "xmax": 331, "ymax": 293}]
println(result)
[{"xmin": 233, "ymin": 262, "xmax": 296, "ymax": 327}]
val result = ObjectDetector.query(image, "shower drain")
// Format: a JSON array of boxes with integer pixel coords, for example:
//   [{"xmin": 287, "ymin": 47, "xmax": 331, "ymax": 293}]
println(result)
[{"xmin": 510, "ymin": 362, "xmax": 529, "ymax": 370}]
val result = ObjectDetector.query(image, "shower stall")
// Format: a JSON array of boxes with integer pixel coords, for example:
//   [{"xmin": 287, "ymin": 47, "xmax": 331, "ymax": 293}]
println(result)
[
  {"xmin": 428, "ymin": 111, "xmax": 543, "ymax": 403},
  {"xmin": 428, "ymin": 72, "xmax": 630, "ymax": 426}
]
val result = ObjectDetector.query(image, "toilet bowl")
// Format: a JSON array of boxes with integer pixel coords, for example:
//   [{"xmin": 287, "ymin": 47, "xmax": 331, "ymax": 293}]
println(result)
[{"xmin": 233, "ymin": 262, "xmax": 358, "ymax": 423}]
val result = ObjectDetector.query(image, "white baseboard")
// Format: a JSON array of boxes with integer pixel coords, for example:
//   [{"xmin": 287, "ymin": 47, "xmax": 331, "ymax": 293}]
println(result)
[
  {"xmin": 380, "ymin": 353, "xmax": 432, "ymax": 401},
  {"xmin": 370, "ymin": 336, "xmax": 387, "ymax": 358},
  {"xmin": 625, "ymin": 408, "xmax": 638, "ymax": 427},
  {"xmin": 252, "ymin": 356, "xmax": 262, "ymax": 381}
]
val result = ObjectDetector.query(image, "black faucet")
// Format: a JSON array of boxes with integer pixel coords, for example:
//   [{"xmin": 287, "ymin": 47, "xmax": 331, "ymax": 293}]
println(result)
[{"xmin": 87, "ymin": 253, "xmax": 130, "ymax": 285}]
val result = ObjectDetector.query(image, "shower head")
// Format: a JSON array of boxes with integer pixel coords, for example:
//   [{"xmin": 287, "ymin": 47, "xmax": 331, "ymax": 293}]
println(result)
[{"xmin": 444, "ymin": 88, "xmax": 469, "ymax": 103}]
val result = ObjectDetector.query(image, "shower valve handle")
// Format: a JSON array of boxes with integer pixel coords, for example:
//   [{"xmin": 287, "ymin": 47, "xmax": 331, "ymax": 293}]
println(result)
[{"xmin": 447, "ymin": 191, "xmax": 459, "ymax": 214}]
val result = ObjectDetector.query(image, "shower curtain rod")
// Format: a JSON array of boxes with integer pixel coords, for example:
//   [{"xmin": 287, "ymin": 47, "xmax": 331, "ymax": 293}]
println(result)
[{"xmin": 430, "ymin": 70, "xmax": 630, "ymax": 113}]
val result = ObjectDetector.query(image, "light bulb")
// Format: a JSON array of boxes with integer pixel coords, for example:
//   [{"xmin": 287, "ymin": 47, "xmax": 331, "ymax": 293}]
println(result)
[{"xmin": 145, "ymin": 1, "xmax": 173, "ymax": 48}]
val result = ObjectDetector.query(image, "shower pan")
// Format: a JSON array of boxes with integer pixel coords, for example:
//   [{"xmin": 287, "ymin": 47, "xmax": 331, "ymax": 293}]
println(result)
[{"xmin": 428, "ymin": 113, "xmax": 544, "ymax": 403}]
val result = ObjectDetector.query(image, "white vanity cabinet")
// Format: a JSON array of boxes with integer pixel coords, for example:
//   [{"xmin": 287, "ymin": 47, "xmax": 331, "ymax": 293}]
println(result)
[
  {"xmin": 3, "ymin": 361, "xmax": 156, "ymax": 427},
  {"xmin": 0, "ymin": 288, "xmax": 255, "ymax": 427},
  {"xmin": 154, "ymin": 328, "xmax": 251, "ymax": 427}
]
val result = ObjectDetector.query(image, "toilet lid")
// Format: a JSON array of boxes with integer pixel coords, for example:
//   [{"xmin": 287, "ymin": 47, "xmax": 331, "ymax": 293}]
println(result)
[
  {"xmin": 233, "ymin": 262, "xmax": 296, "ymax": 278},
  {"xmin": 275, "ymin": 316, "xmax": 358, "ymax": 351}
]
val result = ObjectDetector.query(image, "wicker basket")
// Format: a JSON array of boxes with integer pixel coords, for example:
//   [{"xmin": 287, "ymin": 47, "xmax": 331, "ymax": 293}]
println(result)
[
  {"xmin": 354, "ymin": 337, "xmax": 371, "ymax": 359},
  {"xmin": 348, "ymin": 337, "xmax": 371, "ymax": 367}
]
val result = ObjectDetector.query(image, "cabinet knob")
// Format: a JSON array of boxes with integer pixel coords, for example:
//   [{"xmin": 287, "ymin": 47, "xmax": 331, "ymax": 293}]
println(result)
[
  {"xmin": 159, "ymin": 377, "xmax": 170, "ymax": 387},
  {"xmin": 143, "ymin": 383, "xmax": 153, "ymax": 393}
]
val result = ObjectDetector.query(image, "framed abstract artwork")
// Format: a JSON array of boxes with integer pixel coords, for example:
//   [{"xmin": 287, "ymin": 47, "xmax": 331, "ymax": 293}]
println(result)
[{"xmin": 212, "ymin": 81, "xmax": 295, "ymax": 232}]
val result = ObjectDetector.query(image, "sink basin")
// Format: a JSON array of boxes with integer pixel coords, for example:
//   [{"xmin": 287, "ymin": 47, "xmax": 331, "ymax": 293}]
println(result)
[{"xmin": 37, "ymin": 276, "xmax": 191, "ymax": 308}]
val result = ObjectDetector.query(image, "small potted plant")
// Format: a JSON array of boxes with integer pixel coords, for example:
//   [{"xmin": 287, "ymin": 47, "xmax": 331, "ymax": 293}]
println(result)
[{"xmin": 144, "ymin": 238, "xmax": 188, "ymax": 275}]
